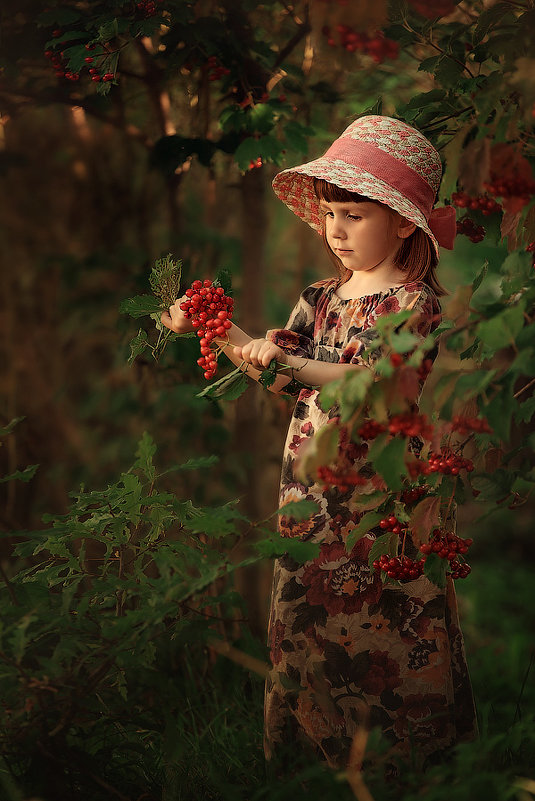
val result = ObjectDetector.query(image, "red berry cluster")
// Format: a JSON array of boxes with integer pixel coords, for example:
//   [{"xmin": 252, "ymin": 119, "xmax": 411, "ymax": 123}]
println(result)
[
  {"xmin": 451, "ymin": 415, "xmax": 491, "ymax": 434},
  {"xmin": 206, "ymin": 56, "xmax": 231, "ymax": 81},
  {"xmin": 379, "ymin": 515, "xmax": 406, "ymax": 535},
  {"xmin": 456, "ymin": 215, "xmax": 485, "ymax": 243},
  {"xmin": 407, "ymin": 449, "xmax": 474, "ymax": 479},
  {"xmin": 419, "ymin": 529, "xmax": 472, "ymax": 578},
  {"xmin": 44, "ymin": 44, "xmax": 79, "ymax": 81},
  {"xmin": 358, "ymin": 420, "xmax": 386, "ymax": 440},
  {"xmin": 527, "ymin": 241, "xmax": 535, "ymax": 266},
  {"xmin": 179, "ymin": 279, "xmax": 233, "ymax": 380},
  {"xmin": 373, "ymin": 554, "xmax": 425, "ymax": 581},
  {"xmin": 322, "ymin": 25, "xmax": 399, "ymax": 62},
  {"xmin": 248, "ymin": 157, "xmax": 263, "ymax": 170},
  {"xmin": 452, "ymin": 191, "xmax": 502, "ymax": 216},
  {"xmin": 400, "ymin": 485, "xmax": 428, "ymax": 505},
  {"xmin": 427, "ymin": 450, "xmax": 474, "ymax": 475},
  {"xmin": 484, "ymin": 176, "xmax": 535, "ymax": 202},
  {"xmin": 44, "ymin": 40, "xmax": 115, "ymax": 83},
  {"xmin": 388, "ymin": 412, "xmax": 433, "ymax": 439},
  {"xmin": 317, "ymin": 465, "xmax": 367, "ymax": 493},
  {"xmin": 136, "ymin": 0, "xmax": 163, "ymax": 17}
]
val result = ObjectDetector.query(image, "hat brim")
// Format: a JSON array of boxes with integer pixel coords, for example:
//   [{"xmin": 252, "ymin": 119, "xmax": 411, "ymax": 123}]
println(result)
[{"xmin": 272, "ymin": 157, "xmax": 440, "ymax": 259}]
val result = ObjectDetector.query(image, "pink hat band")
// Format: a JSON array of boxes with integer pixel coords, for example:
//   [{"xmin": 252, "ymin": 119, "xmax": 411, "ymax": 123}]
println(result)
[{"xmin": 324, "ymin": 138, "xmax": 435, "ymax": 218}]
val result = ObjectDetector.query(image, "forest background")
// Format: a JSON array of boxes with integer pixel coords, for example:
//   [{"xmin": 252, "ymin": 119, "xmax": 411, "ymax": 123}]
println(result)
[{"xmin": 1, "ymin": 0, "xmax": 535, "ymax": 799}]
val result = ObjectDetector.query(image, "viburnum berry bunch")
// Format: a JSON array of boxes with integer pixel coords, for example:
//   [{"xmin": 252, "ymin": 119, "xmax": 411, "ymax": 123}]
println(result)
[
  {"xmin": 456, "ymin": 215, "xmax": 486, "ymax": 243},
  {"xmin": 180, "ymin": 279, "xmax": 234, "ymax": 380},
  {"xmin": 451, "ymin": 415, "xmax": 492, "ymax": 434},
  {"xmin": 206, "ymin": 56, "xmax": 231, "ymax": 81},
  {"xmin": 419, "ymin": 529, "xmax": 472, "ymax": 579},
  {"xmin": 136, "ymin": 0, "xmax": 164, "ymax": 17},
  {"xmin": 427, "ymin": 450, "xmax": 474, "ymax": 475},
  {"xmin": 452, "ymin": 191, "xmax": 502, "ymax": 216},
  {"xmin": 373, "ymin": 554, "xmax": 425, "ymax": 581},
  {"xmin": 358, "ymin": 419, "xmax": 386, "ymax": 440},
  {"xmin": 321, "ymin": 24, "xmax": 399, "ymax": 62},
  {"xmin": 400, "ymin": 485, "xmax": 428, "ymax": 505},
  {"xmin": 379, "ymin": 515, "xmax": 406, "ymax": 535},
  {"xmin": 483, "ymin": 175, "xmax": 535, "ymax": 203},
  {"xmin": 388, "ymin": 412, "xmax": 434, "ymax": 439},
  {"xmin": 317, "ymin": 465, "xmax": 367, "ymax": 492}
]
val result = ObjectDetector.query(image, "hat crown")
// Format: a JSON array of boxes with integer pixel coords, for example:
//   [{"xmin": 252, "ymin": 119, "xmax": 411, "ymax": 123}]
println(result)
[{"xmin": 338, "ymin": 115, "xmax": 442, "ymax": 195}]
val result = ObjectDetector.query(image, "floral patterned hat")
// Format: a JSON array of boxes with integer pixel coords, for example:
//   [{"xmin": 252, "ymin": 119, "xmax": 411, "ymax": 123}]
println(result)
[{"xmin": 272, "ymin": 115, "xmax": 456, "ymax": 257}]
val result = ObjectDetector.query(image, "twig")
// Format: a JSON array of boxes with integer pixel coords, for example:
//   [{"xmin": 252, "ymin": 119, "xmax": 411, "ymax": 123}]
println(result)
[{"xmin": 513, "ymin": 377, "xmax": 535, "ymax": 399}]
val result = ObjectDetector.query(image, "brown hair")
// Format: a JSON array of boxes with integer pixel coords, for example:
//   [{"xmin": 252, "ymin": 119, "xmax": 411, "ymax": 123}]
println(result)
[{"xmin": 313, "ymin": 178, "xmax": 447, "ymax": 297}]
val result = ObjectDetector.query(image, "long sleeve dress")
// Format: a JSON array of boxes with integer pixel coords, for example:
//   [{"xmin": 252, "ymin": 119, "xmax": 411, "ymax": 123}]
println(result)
[{"xmin": 263, "ymin": 277, "xmax": 477, "ymax": 770}]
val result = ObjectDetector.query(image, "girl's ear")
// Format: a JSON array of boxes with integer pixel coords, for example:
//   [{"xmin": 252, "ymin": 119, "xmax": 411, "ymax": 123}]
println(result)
[{"xmin": 397, "ymin": 216, "xmax": 416, "ymax": 239}]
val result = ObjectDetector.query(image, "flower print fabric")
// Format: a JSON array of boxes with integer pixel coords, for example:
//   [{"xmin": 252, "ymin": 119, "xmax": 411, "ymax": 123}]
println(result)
[{"xmin": 263, "ymin": 277, "xmax": 477, "ymax": 770}]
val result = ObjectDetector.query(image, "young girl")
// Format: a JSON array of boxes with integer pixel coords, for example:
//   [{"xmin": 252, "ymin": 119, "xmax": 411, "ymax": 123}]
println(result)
[{"xmin": 162, "ymin": 115, "xmax": 478, "ymax": 771}]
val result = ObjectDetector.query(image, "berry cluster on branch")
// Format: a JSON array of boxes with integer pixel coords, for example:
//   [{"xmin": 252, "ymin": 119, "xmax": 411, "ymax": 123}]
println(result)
[
  {"xmin": 456, "ymin": 216, "xmax": 486, "ymax": 243},
  {"xmin": 321, "ymin": 24, "xmax": 399, "ymax": 62},
  {"xmin": 373, "ymin": 554, "xmax": 425, "ymax": 581},
  {"xmin": 180, "ymin": 280, "xmax": 233, "ymax": 380},
  {"xmin": 419, "ymin": 529, "xmax": 472, "ymax": 579},
  {"xmin": 135, "ymin": 0, "xmax": 163, "ymax": 17},
  {"xmin": 317, "ymin": 465, "xmax": 367, "ymax": 492},
  {"xmin": 452, "ymin": 191, "xmax": 502, "ymax": 215},
  {"xmin": 451, "ymin": 415, "xmax": 492, "ymax": 434},
  {"xmin": 44, "ymin": 39, "xmax": 116, "ymax": 83},
  {"xmin": 206, "ymin": 56, "xmax": 231, "ymax": 81},
  {"xmin": 379, "ymin": 515, "xmax": 406, "ymax": 535}
]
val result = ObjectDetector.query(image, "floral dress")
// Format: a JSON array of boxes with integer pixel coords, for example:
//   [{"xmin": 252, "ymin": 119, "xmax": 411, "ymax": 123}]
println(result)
[{"xmin": 263, "ymin": 277, "xmax": 477, "ymax": 770}]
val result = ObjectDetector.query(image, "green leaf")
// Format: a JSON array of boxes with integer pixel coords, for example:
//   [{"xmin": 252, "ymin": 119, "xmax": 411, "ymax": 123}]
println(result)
[
  {"xmin": 403, "ymin": 89, "xmax": 447, "ymax": 111},
  {"xmin": 128, "ymin": 329, "xmax": 149, "ymax": 365},
  {"xmin": 369, "ymin": 435, "xmax": 408, "ymax": 491},
  {"xmin": 434, "ymin": 55, "xmax": 465, "ymax": 89},
  {"xmin": 196, "ymin": 366, "xmax": 249, "ymax": 401},
  {"xmin": 477, "ymin": 302, "xmax": 526, "ymax": 351},
  {"xmin": 345, "ymin": 511, "xmax": 384, "ymax": 551},
  {"xmin": 120, "ymin": 295, "xmax": 163, "ymax": 318},
  {"xmin": 133, "ymin": 432, "xmax": 156, "ymax": 482},
  {"xmin": 259, "ymin": 358, "xmax": 278, "ymax": 390},
  {"xmin": 423, "ymin": 553, "xmax": 446, "ymax": 588},
  {"xmin": 418, "ymin": 55, "xmax": 441, "ymax": 74},
  {"xmin": 472, "ymin": 261, "xmax": 488, "ymax": 293},
  {"xmin": 516, "ymin": 395, "xmax": 535, "ymax": 424},
  {"xmin": 158, "ymin": 455, "xmax": 219, "ymax": 476},
  {"xmin": 368, "ymin": 532, "xmax": 397, "ymax": 569},
  {"xmin": 275, "ymin": 500, "xmax": 320, "ymax": 521},
  {"xmin": 470, "ymin": 469, "xmax": 512, "ymax": 501},
  {"xmin": 0, "ymin": 416, "xmax": 25, "ymax": 436},
  {"xmin": 473, "ymin": 2, "xmax": 513, "ymax": 44},
  {"xmin": 0, "ymin": 464, "xmax": 39, "ymax": 484},
  {"xmin": 255, "ymin": 533, "xmax": 319, "ymax": 563}
]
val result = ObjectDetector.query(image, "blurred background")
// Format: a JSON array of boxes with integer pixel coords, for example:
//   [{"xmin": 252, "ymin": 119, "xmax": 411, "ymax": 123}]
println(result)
[{"xmin": 1, "ymin": 1, "xmax": 534, "ymax": 797}]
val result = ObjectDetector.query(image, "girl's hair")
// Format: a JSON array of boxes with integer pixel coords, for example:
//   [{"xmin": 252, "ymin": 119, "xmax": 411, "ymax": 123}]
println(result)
[{"xmin": 313, "ymin": 178, "xmax": 447, "ymax": 297}]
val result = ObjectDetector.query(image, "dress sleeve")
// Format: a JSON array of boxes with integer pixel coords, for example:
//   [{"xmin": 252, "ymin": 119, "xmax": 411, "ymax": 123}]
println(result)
[
  {"xmin": 341, "ymin": 283, "xmax": 442, "ymax": 367},
  {"xmin": 265, "ymin": 281, "xmax": 329, "ymax": 359}
]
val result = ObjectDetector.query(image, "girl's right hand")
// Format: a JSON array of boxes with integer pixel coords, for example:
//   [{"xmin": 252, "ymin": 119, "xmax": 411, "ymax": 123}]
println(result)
[{"xmin": 161, "ymin": 295, "xmax": 195, "ymax": 334}]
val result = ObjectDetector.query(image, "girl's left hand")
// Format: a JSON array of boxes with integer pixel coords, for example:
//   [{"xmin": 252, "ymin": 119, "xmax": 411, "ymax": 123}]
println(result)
[{"xmin": 233, "ymin": 339, "xmax": 285, "ymax": 371}]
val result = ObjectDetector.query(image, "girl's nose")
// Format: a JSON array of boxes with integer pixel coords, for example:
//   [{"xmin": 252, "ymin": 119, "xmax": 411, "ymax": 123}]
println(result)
[{"xmin": 331, "ymin": 217, "xmax": 347, "ymax": 239}]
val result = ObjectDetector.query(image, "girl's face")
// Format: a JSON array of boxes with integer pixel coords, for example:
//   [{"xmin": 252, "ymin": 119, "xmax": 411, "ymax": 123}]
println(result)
[{"xmin": 319, "ymin": 199, "xmax": 408, "ymax": 275}]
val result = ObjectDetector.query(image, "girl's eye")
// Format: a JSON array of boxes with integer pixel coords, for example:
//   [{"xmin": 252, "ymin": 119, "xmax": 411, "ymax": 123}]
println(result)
[{"xmin": 347, "ymin": 214, "xmax": 361, "ymax": 221}]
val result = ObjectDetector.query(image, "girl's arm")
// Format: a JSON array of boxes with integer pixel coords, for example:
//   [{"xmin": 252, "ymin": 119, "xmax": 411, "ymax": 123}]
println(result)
[{"xmin": 162, "ymin": 298, "xmax": 366, "ymax": 394}]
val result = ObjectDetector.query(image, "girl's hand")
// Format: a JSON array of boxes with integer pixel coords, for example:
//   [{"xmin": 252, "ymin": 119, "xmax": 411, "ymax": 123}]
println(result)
[
  {"xmin": 233, "ymin": 339, "xmax": 286, "ymax": 371},
  {"xmin": 161, "ymin": 295, "xmax": 195, "ymax": 334}
]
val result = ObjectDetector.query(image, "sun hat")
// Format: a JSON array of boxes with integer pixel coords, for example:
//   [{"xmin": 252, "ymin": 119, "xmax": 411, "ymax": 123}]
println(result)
[{"xmin": 272, "ymin": 115, "xmax": 457, "ymax": 257}]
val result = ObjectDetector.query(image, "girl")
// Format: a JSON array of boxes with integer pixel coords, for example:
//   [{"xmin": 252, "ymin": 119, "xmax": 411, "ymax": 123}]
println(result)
[{"xmin": 162, "ymin": 115, "xmax": 477, "ymax": 771}]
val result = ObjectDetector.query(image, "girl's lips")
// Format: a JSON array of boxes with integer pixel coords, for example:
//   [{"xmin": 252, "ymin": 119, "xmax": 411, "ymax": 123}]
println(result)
[{"xmin": 336, "ymin": 248, "xmax": 353, "ymax": 253}]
